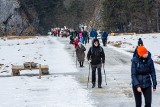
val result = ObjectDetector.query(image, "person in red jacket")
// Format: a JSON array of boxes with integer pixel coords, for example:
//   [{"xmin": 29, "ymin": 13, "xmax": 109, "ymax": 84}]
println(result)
[{"xmin": 73, "ymin": 37, "xmax": 80, "ymax": 48}]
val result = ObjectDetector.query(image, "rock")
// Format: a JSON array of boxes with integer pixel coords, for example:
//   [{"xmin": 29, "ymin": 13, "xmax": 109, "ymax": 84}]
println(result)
[{"xmin": 0, "ymin": 0, "xmax": 39, "ymax": 36}]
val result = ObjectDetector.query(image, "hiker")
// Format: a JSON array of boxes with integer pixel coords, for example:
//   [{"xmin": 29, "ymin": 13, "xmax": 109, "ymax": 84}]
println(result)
[
  {"xmin": 82, "ymin": 29, "xmax": 88, "ymax": 45},
  {"xmin": 101, "ymin": 31, "xmax": 109, "ymax": 46},
  {"xmin": 87, "ymin": 39, "xmax": 105, "ymax": 88},
  {"xmin": 73, "ymin": 37, "xmax": 80, "ymax": 48},
  {"xmin": 78, "ymin": 31, "xmax": 83, "ymax": 43},
  {"xmin": 87, "ymin": 32, "xmax": 90, "ymax": 43},
  {"xmin": 72, "ymin": 29, "xmax": 77, "ymax": 39},
  {"xmin": 133, "ymin": 38, "xmax": 144, "ymax": 57},
  {"xmin": 57, "ymin": 28, "xmax": 60, "ymax": 37},
  {"xmin": 76, "ymin": 42, "xmax": 86, "ymax": 67},
  {"xmin": 131, "ymin": 46, "xmax": 157, "ymax": 107},
  {"xmin": 69, "ymin": 34, "xmax": 74, "ymax": 44},
  {"xmin": 90, "ymin": 29, "xmax": 98, "ymax": 42}
]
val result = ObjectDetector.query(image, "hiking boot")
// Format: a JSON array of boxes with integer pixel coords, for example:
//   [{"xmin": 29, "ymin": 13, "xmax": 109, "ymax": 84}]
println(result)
[
  {"xmin": 92, "ymin": 84, "xmax": 95, "ymax": 88},
  {"xmin": 98, "ymin": 85, "xmax": 102, "ymax": 88}
]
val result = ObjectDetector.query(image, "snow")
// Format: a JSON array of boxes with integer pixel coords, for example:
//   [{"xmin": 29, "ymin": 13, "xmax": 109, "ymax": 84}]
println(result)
[
  {"xmin": 0, "ymin": 33, "xmax": 160, "ymax": 106},
  {"xmin": 0, "ymin": 36, "xmax": 94, "ymax": 107},
  {"xmin": 108, "ymin": 33, "xmax": 160, "ymax": 70}
]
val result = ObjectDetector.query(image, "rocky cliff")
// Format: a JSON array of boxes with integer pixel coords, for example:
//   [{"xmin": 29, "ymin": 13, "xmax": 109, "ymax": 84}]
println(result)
[
  {"xmin": 0, "ymin": 0, "xmax": 39, "ymax": 36},
  {"xmin": 0, "ymin": 0, "xmax": 102, "ymax": 35}
]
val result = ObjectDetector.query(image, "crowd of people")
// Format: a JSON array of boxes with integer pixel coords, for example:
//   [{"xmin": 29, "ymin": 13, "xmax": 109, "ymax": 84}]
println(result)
[{"xmin": 50, "ymin": 26, "xmax": 157, "ymax": 107}]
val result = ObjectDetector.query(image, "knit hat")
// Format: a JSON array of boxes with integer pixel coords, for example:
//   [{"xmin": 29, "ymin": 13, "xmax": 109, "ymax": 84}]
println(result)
[
  {"xmin": 138, "ymin": 38, "xmax": 143, "ymax": 46},
  {"xmin": 137, "ymin": 46, "xmax": 148, "ymax": 57}
]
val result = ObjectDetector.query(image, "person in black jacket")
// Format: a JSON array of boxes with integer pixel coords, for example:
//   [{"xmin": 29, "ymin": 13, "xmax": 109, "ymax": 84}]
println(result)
[
  {"xmin": 87, "ymin": 39, "xmax": 105, "ymax": 88},
  {"xmin": 131, "ymin": 46, "xmax": 157, "ymax": 107},
  {"xmin": 82, "ymin": 30, "xmax": 88, "ymax": 45},
  {"xmin": 133, "ymin": 38, "xmax": 143, "ymax": 57}
]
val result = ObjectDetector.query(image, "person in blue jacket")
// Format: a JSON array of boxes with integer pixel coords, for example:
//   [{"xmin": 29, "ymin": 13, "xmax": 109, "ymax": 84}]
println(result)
[
  {"xmin": 131, "ymin": 46, "xmax": 157, "ymax": 107},
  {"xmin": 101, "ymin": 31, "xmax": 108, "ymax": 46},
  {"xmin": 90, "ymin": 29, "xmax": 98, "ymax": 42}
]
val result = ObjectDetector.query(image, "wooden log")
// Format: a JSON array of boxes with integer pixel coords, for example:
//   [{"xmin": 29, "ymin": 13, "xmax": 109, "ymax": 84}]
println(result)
[
  {"xmin": 41, "ymin": 68, "xmax": 49, "ymax": 75},
  {"xmin": 12, "ymin": 70, "xmax": 20, "ymax": 76},
  {"xmin": 11, "ymin": 64, "xmax": 49, "ymax": 76}
]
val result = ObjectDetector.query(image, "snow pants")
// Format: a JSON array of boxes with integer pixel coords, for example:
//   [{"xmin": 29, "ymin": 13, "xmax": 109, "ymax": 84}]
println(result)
[{"xmin": 102, "ymin": 38, "xmax": 107, "ymax": 46}]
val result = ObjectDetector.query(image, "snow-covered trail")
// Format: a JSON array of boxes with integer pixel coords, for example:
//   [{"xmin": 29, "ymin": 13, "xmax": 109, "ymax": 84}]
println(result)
[
  {"xmin": 58, "ymin": 37, "xmax": 160, "ymax": 107},
  {"xmin": 0, "ymin": 36, "xmax": 94, "ymax": 107}
]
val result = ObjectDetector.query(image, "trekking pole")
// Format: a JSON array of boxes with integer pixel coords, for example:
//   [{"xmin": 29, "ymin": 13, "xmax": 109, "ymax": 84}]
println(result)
[
  {"xmin": 73, "ymin": 50, "xmax": 74, "ymax": 57},
  {"xmin": 103, "ymin": 64, "xmax": 107, "ymax": 85},
  {"xmin": 76, "ymin": 54, "xmax": 77, "ymax": 68},
  {"xmin": 87, "ymin": 63, "xmax": 91, "ymax": 88}
]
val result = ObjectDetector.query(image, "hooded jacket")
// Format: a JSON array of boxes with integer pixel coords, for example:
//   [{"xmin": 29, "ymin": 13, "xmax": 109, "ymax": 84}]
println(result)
[
  {"xmin": 87, "ymin": 39, "xmax": 105, "ymax": 65},
  {"xmin": 101, "ymin": 32, "xmax": 108, "ymax": 39},
  {"xmin": 90, "ymin": 29, "xmax": 98, "ymax": 38},
  {"xmin": 131, "ymin": 52, "xmax": 157, "ymax": 89}
]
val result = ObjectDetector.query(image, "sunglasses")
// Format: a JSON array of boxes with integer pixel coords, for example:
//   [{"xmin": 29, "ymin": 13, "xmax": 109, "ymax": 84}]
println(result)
[{"xmin": 94, "ymin": 42, "xmax": 98, "ymax": 44}]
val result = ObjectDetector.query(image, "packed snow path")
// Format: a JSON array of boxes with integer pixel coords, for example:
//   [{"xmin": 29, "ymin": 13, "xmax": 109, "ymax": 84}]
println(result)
[
  {"xmin": 0, "ymin": 36, "xmax": 94, "ymax": 107},
  {"xmin": 0, "ymin": 36, "xmax": 160, "ymax": 107},
  {"xmin": 57, "ymin": 36, "xmax": 160, "ymax": 107}
]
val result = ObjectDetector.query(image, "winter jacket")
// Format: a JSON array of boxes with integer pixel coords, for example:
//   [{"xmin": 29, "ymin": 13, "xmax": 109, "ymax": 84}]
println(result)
[
  {"xmin": 87, "ymin": 39, "xmax": 105, "ymax": 65},
  {"xmin": 79, "ymin": 32, "xmax": 83, "ymax": 38},
  {"xmin": 133, "ymin": 46, "xmax": 138, "ymax": 57},
  {"xmin": 82, "ymin": 31, "xmax": 88, "ymax": 38},
  {"xmin": 101, "ymin": 32, "xmax": 108, "ymax": 39},
  {"xmin": 90, "ymin": 30, "xmax": 98, "ymax": 38},
  {"xmin": 73, "ymin": 39, "xmax": 80, "ymax": 48},
  {"xmin": 76, "ymin": 45, "xmax": 86, "ymax": 62},
  {"xmin": 131, "ymin": 52, "xmax": 157, "ymax": 89}
]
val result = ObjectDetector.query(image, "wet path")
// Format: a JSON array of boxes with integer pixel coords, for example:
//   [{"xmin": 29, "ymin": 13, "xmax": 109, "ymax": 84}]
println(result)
[{"xmin": 56, "ymin": 37, "xmax": 160, "ymax": 107}]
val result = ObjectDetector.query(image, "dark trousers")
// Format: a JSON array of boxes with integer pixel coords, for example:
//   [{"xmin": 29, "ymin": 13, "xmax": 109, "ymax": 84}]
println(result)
[
  {"xmin": 132, "ymin": 86, "xmax": 152, "ymax": 107},
  {"xmin": 87, "ymin": 36, "xmax": 89, "ymax": 43},
  {"xmin": 102, "ymin": 38, "xmax": 107, "ymax": 46},
  {"xmin": 92, "ymin": 67, "xmax": 102, "ymax": 86},
  {"xmin": 79, "ymin": 61, "xmax": 84, "ymax": 67}
]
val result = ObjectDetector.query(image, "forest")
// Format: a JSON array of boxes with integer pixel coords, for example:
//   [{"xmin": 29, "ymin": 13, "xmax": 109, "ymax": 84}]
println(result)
[{"xmin": 102, "ymin": 0, "xmax": 160, "ymax": 33}]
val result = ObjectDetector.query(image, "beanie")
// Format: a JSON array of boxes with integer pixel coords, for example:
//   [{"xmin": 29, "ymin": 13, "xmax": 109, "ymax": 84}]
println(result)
[
  {"xmin": 137, "ymin": 46, "xmax": 148, "ymax": 57},
  {"xmin": 138, "ymin": 38, "xmax": 143, "ymax": 46}
]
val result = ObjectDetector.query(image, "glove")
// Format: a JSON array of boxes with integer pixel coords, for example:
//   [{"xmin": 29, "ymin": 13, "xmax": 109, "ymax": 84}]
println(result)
[
  {"xmin": 88, "ymin": 60, "xmax": 91, "ymax": 63},
  {"xmin": 153, "ymin": 85, "xmax": 156, "ymax": 89}
]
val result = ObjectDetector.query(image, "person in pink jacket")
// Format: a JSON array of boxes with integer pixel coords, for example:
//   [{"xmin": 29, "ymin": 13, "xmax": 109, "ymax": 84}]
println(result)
[{"xmin": 78, "ymin": 31, "xmax": 83, "ymax": 43}]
